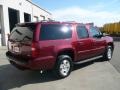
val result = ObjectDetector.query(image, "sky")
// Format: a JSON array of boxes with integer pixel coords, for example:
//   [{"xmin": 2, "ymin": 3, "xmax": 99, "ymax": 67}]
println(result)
[{"xmin": 32, "ymin": 0, "xmax": 120, "ymax": 26}]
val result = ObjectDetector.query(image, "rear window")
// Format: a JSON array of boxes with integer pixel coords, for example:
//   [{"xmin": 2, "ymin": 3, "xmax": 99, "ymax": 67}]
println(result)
[
  {"xmin": 40, "ymin": 24, "xmax": 72, "ymax": 40},
  {"xmin": 9, "ymin": 24, "xmax": 36, "ymax": 41}
]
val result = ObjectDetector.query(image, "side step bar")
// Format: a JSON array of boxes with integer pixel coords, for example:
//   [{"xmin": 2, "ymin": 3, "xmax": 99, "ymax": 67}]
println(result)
[{"xmin": 74, "ymin": 55, "xmax": 103, "ymax": 64}]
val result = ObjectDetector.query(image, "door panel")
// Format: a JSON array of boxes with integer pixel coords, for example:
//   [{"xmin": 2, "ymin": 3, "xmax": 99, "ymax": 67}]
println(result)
[
  {"xmin": 76, "ymin": 39, "xmax": 93, "ymax": 60},
  {"xmin": 91, "ymin": 38, "xmax": 106, "ymax": 56},
  {"xmin": 89, "ymin": 27, "xmax": 106, "ymax": 57},
  {"xmin": 76, "ymin": 25, "xmax": 93, "ymax": 61}
]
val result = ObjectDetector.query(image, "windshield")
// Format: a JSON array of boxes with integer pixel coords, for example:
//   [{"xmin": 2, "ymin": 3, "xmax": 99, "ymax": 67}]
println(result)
[{"xmin": 9, "ymin": 25, "xmax": 36, "ymax": 42}]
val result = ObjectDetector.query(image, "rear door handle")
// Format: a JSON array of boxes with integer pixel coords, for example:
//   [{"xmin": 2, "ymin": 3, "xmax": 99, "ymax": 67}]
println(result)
[{"xmin": 78, "ymin": 42, "xmax": 84, "ymax": 45}]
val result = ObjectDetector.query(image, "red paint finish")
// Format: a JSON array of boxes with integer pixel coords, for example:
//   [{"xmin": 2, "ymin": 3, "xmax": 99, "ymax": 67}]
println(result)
[{"xmin": 6, "ymin": 21, "xmax": 114, "ymax": 70}]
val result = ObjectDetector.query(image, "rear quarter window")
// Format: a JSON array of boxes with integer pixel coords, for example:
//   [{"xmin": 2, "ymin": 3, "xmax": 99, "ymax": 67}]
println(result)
[{"xmin": 40, "ymin": 24, "xmax": 72, "ymax": 40}]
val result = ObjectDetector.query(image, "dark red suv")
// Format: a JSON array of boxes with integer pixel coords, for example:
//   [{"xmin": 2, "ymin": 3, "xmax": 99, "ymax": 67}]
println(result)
[{"xmin": 6, "ymin": 21, "xmax": 114, "ymax": 78}]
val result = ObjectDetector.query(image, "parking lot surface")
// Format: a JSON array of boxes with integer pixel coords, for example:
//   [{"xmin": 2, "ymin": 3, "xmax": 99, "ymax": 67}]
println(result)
[
  {"xmin": 110, "ymin": 42, "xmax": 120, "ymax": 72},
  {"xmin": 0, "ymin": 42, "xmax": 120, "ymax": 90}
]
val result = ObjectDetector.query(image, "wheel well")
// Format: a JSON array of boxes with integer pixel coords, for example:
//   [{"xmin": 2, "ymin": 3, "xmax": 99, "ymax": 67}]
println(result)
[
  {"xmin": 57, "ymin": 50, "xmax": 75, "ymax": 61},
  {"xmin": 108, "ymin": 42, "xmax": 114, "ymax": 50}
]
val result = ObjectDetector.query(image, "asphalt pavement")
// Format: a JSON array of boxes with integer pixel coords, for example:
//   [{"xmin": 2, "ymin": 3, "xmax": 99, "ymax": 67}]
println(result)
[
  {"xmin": 110, "ymin": 41, "xmax": 120, "ymax": 72},
  {"xmin": 0, "ymin": 42, "xmax": 120, "ymax": 90}
]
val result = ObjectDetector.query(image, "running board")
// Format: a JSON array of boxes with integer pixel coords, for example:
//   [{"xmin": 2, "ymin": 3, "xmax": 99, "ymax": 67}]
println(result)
[{"xmin": 74, "ymin": 55, "xmax": 103, "ymax": 64}]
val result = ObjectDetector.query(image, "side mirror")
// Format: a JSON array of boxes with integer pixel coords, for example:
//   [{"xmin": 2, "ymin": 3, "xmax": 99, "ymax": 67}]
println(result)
[{"xmin": 93, "ymin": 34, "xmax": 103, "ymax": 38}]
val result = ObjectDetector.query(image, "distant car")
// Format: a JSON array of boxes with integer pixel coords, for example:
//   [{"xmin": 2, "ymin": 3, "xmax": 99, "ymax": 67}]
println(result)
[{"xmin": 6, "ymin": 21, "xmax": 114, "ymax": 78}]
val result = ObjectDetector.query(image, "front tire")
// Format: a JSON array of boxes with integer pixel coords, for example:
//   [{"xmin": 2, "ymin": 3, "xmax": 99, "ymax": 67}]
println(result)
[
  {"xmin": 103, "ymin": 45, "xmax": 113, "ymax": 60},
  {"xmin": 54, "ymin": 55, "xmax": 73, "ymax": 78}
]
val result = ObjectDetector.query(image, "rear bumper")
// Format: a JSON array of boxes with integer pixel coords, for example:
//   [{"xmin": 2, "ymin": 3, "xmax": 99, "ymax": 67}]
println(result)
[{"xmin": 6, "ymin": 51, "xmax": 55, "ymax": 70}]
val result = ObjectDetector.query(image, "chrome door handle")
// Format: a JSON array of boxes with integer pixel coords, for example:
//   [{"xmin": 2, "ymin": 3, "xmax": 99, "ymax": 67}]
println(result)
[{"xmin": 78, "ymin": 42, "xmax": 84, "ymax": 45}]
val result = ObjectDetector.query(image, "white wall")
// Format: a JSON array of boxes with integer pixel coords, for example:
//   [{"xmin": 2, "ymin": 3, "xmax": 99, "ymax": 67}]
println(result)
[
  {"xmin": 0, "ymin": 0, "xmax": 52, "ymax": 46},
  {"xmin": 0, "ymin": 6, "xmax": 1, "ymax": 28},
  {"xmin": 1, "ymin": 0, "xmax": 52, "ymax": 22}
]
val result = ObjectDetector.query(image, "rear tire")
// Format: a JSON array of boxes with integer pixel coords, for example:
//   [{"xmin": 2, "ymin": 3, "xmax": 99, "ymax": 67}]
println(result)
[
  {"xmin": 54, "ymin": 55, "xmax": 73, "ymax": 78},
  {"xmin": 103, "ymin": 45, "xmax": 113, "ymax": 61}
]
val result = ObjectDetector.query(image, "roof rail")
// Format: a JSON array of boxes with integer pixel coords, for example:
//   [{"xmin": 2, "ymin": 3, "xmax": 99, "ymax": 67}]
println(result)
[
  {"xmin": 40, "ymin": 19, "xmax": 59, "ymax": 22},
  {"xmin": 40, "ymin": 20, "xmax": 49, "ymax": 22},
  {"xmin": 65, "ymin": 21, "xmax": 77, "ymax": 23},
  {"xmin": 62, "ymin": 21, "xmax": 84, "ymax": 25}
]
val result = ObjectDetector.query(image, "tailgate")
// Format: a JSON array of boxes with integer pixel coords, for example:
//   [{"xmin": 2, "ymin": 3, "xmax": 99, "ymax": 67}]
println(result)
[
  {"xmin": 8, "ymin": 41, "xmax": 32, "ymax": 56},
  {"xmin": 8, "ymin": 23, "xmax": 36, "ymax": 57}
]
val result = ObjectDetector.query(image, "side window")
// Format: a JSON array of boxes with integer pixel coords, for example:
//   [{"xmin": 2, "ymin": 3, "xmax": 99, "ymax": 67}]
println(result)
[
  {"xmin": 89, "ymin": 28, "xmax": 101, "ymax": 38},
  {"xmin": 76, "ymin": 26, "xmax": 89, "ymax": 38},
  {"xmin": 40, "ymin": 24, "xmax": 72, "ymax": 40}
]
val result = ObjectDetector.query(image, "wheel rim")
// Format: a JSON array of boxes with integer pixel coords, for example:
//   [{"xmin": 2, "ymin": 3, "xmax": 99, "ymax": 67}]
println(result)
[
  {"xmin": 107, "ymin": 47, "xmax": 112, "ymax": 59},
  {"xmin": 60, "ymin": 59, "xmax": 70, "ymax": 76}
]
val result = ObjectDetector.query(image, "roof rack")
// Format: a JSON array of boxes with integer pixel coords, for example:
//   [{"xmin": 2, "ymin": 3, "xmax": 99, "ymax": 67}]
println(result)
[
  {"xmin": 65, "ymin": 21, "xmax": 76, "ymax": 22},
  {"xmin": 40, "ymin": 19, "xmax": 59, "ymax": 22},
  {"xmin": 63, "ymin": 21, "xmax": 83, "ymax": 24}
]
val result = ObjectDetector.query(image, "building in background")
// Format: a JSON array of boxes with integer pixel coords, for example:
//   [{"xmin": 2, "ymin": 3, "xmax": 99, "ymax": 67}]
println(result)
[{"xmin": 0, "ymin": 0, "xmax": 52, "ymax": 46}]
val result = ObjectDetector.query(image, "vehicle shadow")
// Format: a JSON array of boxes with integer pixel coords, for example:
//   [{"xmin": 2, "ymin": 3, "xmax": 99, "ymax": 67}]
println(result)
[
  {"xmin": 0, "ymin": 64, "xmax": 58, "ymax": 90},
  {"xmin": 0, "ymin": 58, "xmax": 105, "ymax": 90}
]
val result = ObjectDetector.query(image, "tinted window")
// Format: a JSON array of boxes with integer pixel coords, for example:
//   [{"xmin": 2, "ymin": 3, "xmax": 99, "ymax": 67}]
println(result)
[
  {"xmin": 76, "ymin": 26, "xmax": 88, "ymax": 38},
  {"xmin": 10, "ymin": 24, "xmax": 36, "ymax": 41},
  {"xmin": 89, "ymin": 27, "xmax": 101, "ymax": 38},
  {"xmin": 40, "ymin": 24, "xmax": 72, "ymax": 40}
]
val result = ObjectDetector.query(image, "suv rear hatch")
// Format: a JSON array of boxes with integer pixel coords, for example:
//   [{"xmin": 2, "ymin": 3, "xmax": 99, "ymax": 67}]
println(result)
[{"xmin": 8, "ymin": 23, "xmax": 37, "ymax": 58}]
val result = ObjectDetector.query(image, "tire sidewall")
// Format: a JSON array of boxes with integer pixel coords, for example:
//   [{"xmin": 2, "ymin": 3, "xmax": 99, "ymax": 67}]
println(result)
[
  {"xmin": 55, "ymin": 55, "xmax": 73, "ymax": 78},
  {"xmin": 106, "ymin": 46, "xmax": 113, "ymax": 60}
]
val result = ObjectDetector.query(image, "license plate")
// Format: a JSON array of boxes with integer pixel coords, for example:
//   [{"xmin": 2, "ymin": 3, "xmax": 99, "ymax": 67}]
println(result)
[{"xmin": 14, "ymin": 47, "xmax": 20, "ymax": 52}]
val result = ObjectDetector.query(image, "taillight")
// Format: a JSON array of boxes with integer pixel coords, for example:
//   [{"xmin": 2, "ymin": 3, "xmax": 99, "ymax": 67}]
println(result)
[{"xmin": 31, "ymin": 42, "xmax": 38, "ymax": 58}]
